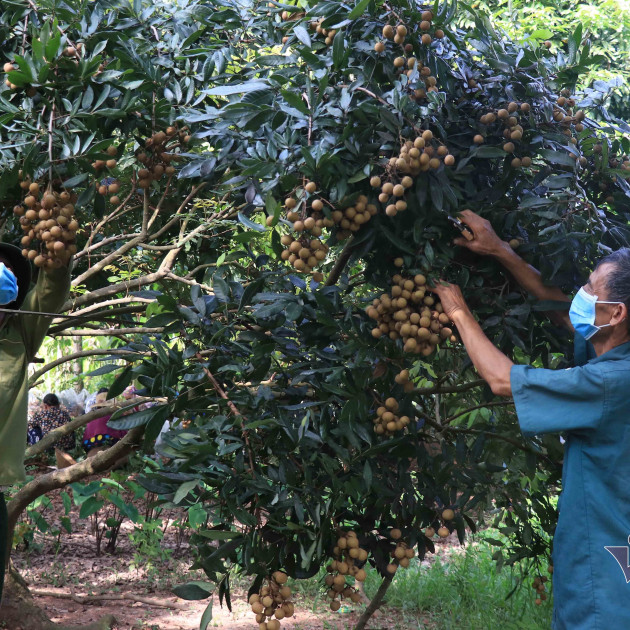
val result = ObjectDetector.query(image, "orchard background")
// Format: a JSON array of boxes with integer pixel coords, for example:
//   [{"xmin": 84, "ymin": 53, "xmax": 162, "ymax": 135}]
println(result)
[{"xmin": 1, "ymin": 0, "xmax": 629, "ymax": 629}]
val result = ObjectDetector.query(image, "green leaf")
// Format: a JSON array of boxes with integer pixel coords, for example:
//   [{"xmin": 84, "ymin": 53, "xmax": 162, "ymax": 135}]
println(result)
[
  {"xmin": 238, "ymin": 211, "xmax": 266, "ymax": 232},
  {"xmin": 200, "ymin": 601, "xmax": 213, "ymax": 630},
  {"xmin": 108, "ymin": 404, "xmax": 169, "ymax": 431},
  {"xmin": 173, "ymin": 581, "xmax": 214, "ymax": 601},
  {"xmin": 348, "ymin": 0, "xmax": 371, "ymax": 20},
  {"xmin": 281, "ymin": 90, "xmax": 309, "ymax": 116},
  {"xmin": 294, "ymin": 25, "xmax": 311, "ymax": 48},
  {"xmin": 45, "ymin": 33, "xmax": 61, "ymax": 61},
  {"xmin": 363, "ymin": 460, "xmax": 372, "ymax": 489},
  {"xmin": 332, "ymin": 31, "xmax": 345, "ymax": 68},
  {"xmin": 196, "ymin": 529, "xmax": 241, "ymax": 540},
  {"xmin": 174, "ymin": 479, "xmax": 198, "ymax": 504},
  {"xmin": 107, "ymin": 364, "xmax": 133, "ymax": 399},
  {"xmin": 79, "ymin": 496, "xmax": 104, "ymax": 519},
  {"xmin": 205, "ymin": 81, "xmax": 268, "ymax": 96}
]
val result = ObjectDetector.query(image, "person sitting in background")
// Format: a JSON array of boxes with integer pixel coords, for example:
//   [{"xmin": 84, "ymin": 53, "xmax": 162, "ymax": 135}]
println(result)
[
  {"xmin": 28, "ymin": 393, "xmax": 75, "ymax": 451},
  {"xmin": 71, "ymin": 379, "xmax": 90, "ymax": 415},
  {"xmin": 84, "ymin": 386, "xmax": 109, "ymax": 413},
  {"xmin": 82, "ymin": 392, "xmax": 128, "ymax": 457}
]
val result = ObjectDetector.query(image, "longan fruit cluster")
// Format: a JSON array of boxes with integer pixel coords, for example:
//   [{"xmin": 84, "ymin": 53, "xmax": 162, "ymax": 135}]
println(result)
[
  {"xmin": 14, "ymin": 179, "xmax": 78, "ymax": 268},
  {"xmin": 407, "ymin": 59, "xmax": 439, "ymax": 102},
  {"xmin": 394, "ymin": 368, "xmax": 415, "ymax": 393},
  {"xmin": 425, "ymin": 508, "xmax": 455, "ymax": 539},
  {"xmin": 249, "ymin": 571, "xmax": 295, "ymax": 630},
  {"xmin": 325, "ymin": 531, "xmax": 367, "ymax": 611},
  {"xmin": 279, "ymin": 233, "xmax": 329, "ymax": 281},
  {"xmin": 476, "ymin": 102, "xmax": 533, "ymax": 168},
  {"xmin": 280, "ymin": 186, "xmax": 376, "ymax": 275},
  {"xmin": 376, "ymin": 12, "xmax": 444, "ymax": 51},
  {"xmin": 134, "ymin": 126, "xmax": 190, "ymax": 190},
  {"xmin": 372, "ymin": 134, "xmax": 454, "ymax": 217},
  {"xmin": 386, "ymin": 528, "xmax": 416, "ymax": 574},
  {"xmin": 373, "ymin": 397, "xmax": 410, "ymax": 436},
  {"xmin": 332, "ymin": 195, "xmax": 377, "ymax": 241},
  {"xmin": 3, "ymin": 61, "xmax": 37, "ymax": 96},
  {"xmin": 531, "ymin": 574, "xmax": 549, "ymax": 605},
  {"xmin": 366, "ymin": 274, "xmax": 454, "ymax": 355},
  {"xmin": 310, "ymin": 18, "xmax": 337, "ymax": 45}
]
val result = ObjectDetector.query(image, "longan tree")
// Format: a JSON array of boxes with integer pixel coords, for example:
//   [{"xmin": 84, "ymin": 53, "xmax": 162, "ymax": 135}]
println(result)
[{"xmin": 2, "ymin": 0, "xmax": 630, "ymax": 629}]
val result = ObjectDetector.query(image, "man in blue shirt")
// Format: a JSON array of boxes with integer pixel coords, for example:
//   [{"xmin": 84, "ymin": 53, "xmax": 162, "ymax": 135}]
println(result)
[{"xmin": 431, "ymin": 210, "xmax": 630, "ymax": 630}]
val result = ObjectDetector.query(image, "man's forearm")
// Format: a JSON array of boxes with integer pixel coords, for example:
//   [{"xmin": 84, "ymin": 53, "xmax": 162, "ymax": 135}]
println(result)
[
  {"xmin": 494, "ymin": 242, "xmax": 568, "ymax": 303},
  {"xmin": 494, "ymin": 242, "xmax": 571, "ymax": 328},
  {"xmin": 451, "ymin": 308, "xmax": 514, "ymax": 396}
]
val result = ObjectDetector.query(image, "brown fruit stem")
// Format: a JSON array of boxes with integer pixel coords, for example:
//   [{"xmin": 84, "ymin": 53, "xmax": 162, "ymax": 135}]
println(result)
[{"xmin": 353, "ymin": 574, "xmax": 393, "ymax": 630}]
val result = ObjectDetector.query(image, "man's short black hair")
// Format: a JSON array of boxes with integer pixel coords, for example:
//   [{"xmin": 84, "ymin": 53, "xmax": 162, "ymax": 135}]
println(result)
[
  {"xmin": 595, "ymin": 248, "xmax": 630, "ymax": 332},
  {"xmin": 98, "ymin": 387, "xmax": 108, "ymax": 394},
  {"xmin": 43, "ymin": 393, "xmax": 60, "ymax": 406}
]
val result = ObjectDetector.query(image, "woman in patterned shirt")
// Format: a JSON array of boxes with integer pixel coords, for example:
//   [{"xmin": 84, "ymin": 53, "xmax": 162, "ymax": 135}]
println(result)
[{"xmin": 28, "ymin": 393, "xmax": 75, "ymax": 451}]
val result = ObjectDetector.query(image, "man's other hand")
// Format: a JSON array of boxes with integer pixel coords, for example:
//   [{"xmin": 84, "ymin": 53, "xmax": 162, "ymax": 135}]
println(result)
[
  {"xmin": 454, "ymin": 210, "xmax": 506, "ymax": 256},
  {"xmin": 430, "ymin": 281, "xmax": 469, "ymax": 319}
]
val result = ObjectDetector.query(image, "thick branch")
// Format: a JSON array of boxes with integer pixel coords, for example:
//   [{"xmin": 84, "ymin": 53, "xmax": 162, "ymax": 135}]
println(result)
[
  {"xmin": 354, "ymin": 575, "xmax": 393, "ymax": 630},
  {"xmin": 325, "ymin": 236, "xmax": 356, "ymax": 286},
  {"xmin": 24, "ymin": 398, "xmax": 152, "ymax": 457},
  {"xmin": 29, "ymin": 350, "xmax": 148, "ymax": 384},
  {"xmin": 50, "ymin": 327, "xmax": 165, "ymax": 337},
  {"xmin": 8, "ymin": 427, "xmax": 145, "ymax": 536},
  {"xmin": 412, "ymin": 379, "xmax": 487, "ymax": 396},
  {"xmin": 29, "ymin": 588, "xmax": 187, "ymax": 610}
]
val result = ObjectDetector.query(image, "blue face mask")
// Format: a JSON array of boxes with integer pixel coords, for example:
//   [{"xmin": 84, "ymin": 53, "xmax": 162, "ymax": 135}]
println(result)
[
  {"xmin": 569, "ymin": 286, "xmax": 623, "ymax": 340},
  {"xmin": 0, "ymin": 263, "xmax": 18, "ymax": 306}
]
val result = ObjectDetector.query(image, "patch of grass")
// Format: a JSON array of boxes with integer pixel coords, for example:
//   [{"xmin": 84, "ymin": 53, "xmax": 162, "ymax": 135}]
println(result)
[{"xmin": 362, "ymin": 539, "xmax": 552, "ymax": 630}]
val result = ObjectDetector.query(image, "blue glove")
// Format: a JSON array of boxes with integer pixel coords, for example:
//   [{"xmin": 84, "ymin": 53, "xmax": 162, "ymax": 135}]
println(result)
[{"xmin": 0, "ymin": 263, "xmax": 18, "ymax": 305}]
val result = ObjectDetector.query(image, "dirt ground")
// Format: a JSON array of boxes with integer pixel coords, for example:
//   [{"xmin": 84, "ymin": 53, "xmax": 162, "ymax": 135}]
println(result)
[{"xmin": 9, "ymin": 478, "xmax": 457, "ymax": 630}]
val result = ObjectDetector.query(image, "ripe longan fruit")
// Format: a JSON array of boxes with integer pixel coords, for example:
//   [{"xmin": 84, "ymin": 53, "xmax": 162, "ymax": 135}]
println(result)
[
  {"xmin": 420, "ymin": 20, "xmax": 431, "ymax": 31},
  {"xmin": 311, "ymin": 199, "xmax": 323, "ymax": 211},
  {"xmin": 438, "ymin": 526, "xmax": 450, "ymax": 538},
  {"xmin": 3, "ymin": 62, "xmax": 14, "ymax": 73},
  {"xmin": 435, "ymin": 29, "xmax": 445, "ymax": 39},
  {"xmin": 374, "ymin": 41, "xmax": 385, "ymax": 53},
  {"xmin": 521, "ymin": 156, "xmax": 532, "ymax": 167},
  {"xmin": 421, "ymin": 34, "xmax": 432, "ymax": 46},
  {"xmin": 442, "ymin": 508, "xmax": 455, "ymax": 521},
  {"xmin": 382, "ymin": 25, "xmax": 394, "ymax": 39},
  {"xmin": 386, "ymin": 563, "xmax": 398, "ymax": 575},
  {"xmin": 390, "ymin": 528, "xmax": 402, "ymax": 540},
  {"xmin": 393, "ymin": 257, "xmax": 403, "ymax": 267},
  {"xmin": 511, "ymin": 157, "xmax": 522, "ymax": 168},
  {"xmin": 503, "ymin": 142, "xmax": 515, "ymax": 153},
  {"xmin": 473, "ymin": 135, "xmax": 484, "ymax": 145},
  {"xmin": 393, "ymin": 56, "xmax": 405, "ymax": 68},
  {"xmin": 370, "ymin": 176, "xmax": 381, "ymax": 188},
  {"xmin": 393, "ymin": 184, "xmax": 405, "ymax": 197}
]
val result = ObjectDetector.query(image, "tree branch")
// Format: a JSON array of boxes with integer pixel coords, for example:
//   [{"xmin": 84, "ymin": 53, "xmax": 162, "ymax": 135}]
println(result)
[
  {"xmin": 354, "ymin": 575, "xmax": 393, "ymax": 630},
  {"xmin": 24, "ymin": 398, "xmax": 153, "ymax": 458},
  {"xmin": 28, "ymin": 350, "xmax": 149, "ymax": 384},
  {"xmin": 28, "ymin": 588, "xmax": 188, "ymax": 610},
  {"xmin": 412, "ymin": 379, "xmax": 487, "ymax": 396},
  {"xmin": 8, "ymin": 427, "xmax": 145, "ymax": 540},
  {"xmin": 325, "ymin": 236, "xmax": 356, "ymax": 286},
  {"xmin": 50, "ymin": 327, "xmax": 165, "ymax": 337}
]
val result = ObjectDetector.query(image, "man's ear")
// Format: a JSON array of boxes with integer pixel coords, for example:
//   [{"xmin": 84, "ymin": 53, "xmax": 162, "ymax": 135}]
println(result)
[{"xmin": 613, "ymin": 302, "xmax": 628, "ymax": 326}]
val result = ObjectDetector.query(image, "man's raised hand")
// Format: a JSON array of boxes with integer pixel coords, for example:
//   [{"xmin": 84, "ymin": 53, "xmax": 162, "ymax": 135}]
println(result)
[{"xmin": 454, "ymin": 210, "xmax": 506, "ymax": 257}]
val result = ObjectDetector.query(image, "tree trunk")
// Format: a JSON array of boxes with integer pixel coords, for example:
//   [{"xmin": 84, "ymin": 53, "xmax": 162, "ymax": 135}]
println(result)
[
  {"xmin": 354, "ymin": 574, "xmax": 393, "ymax": 630},
  {"xmin": 72, "ymin": 336, "xmax": 83, "ymax": 378},
  {"xmin": 0, "ymin": 564, "xmax": 116, "ymax": 630},
  {"xmin": 1, "ymin": 428, "xmax": 145, "ymax": 628}
]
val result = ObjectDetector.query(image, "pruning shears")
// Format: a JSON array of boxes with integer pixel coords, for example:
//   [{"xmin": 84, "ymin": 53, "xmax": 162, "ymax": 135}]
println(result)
[{"xmin": 447, "ymin": 215, "xmax": 474, "ymax": 241}]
